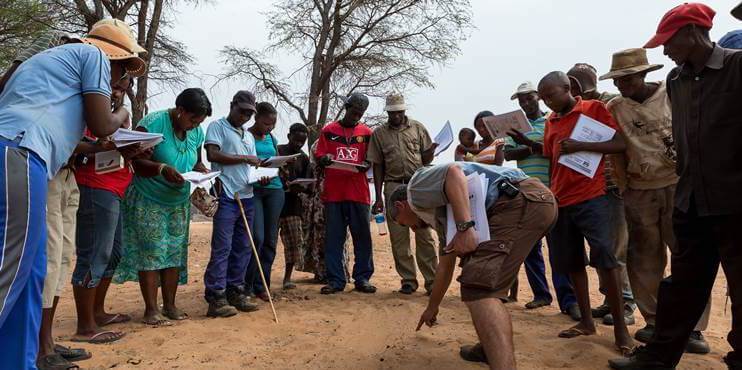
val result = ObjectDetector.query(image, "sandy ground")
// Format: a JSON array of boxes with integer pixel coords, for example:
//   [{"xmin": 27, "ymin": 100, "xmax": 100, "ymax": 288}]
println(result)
[{"xmin": 52, "ymin": 222, "xmax": 731, "ymax": 370}]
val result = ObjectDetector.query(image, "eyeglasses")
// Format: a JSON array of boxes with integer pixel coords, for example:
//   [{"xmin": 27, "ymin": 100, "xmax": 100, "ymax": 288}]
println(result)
[{"xmin": 113, "ymin": 72, "xmax": 134, "ymax": 90}]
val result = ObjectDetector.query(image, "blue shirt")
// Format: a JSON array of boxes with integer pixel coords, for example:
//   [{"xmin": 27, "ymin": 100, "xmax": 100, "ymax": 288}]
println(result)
[
  {"xmin": 205, "ymin": 118, "xmax": 256, "ymax": 199},
  {"xmin": 0, "ymin": 43, "xmax": 111, "ymax": 179},
  {"xmin": 253, "ymin": 133, "xmax": 283, "ymax": 189}
]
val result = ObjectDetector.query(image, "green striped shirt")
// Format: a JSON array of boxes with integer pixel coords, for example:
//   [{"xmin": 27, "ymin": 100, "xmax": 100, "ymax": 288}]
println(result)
[{"xmin": 504, "ymin": 116, "xmax": 550, "ymax": 186}]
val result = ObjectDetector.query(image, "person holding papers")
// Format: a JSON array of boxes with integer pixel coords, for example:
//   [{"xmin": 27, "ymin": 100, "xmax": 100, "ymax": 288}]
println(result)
[
  {"xmin": 277, "ymin": 123, "xmax": 311, "ymax": 290},
  {"xmin": 504, "ymin": 81, "xmax": 580, "ymax": 319},
  {"xmin": 601, "ymin": 48, "xmax": 711, "ymax": 355},
  {"xmin": 114, "ymin": 88, "xmax": 210, "ymax": 326},
  {"xmin": 389, "ymin": 162, "xmax": 556, "ymax": 369},
  {"xmin": 367, "ymin": 94, "xmax": 438, "ymax": 295},
  {"xmin": 315, "ymin": 93, "xmax": 375, "ymax": 295},
  {"xmin": 244, "ymin": 102, "xmax": 285, "ymax": 301},
  {"xmin": 509, "ymin": 71, "xmax": 632, "ymax": 355},
  {"xmin": 202, "ymin": 91, "xmax": 261, "ymax": 318},
  {"xmin": 472, "ymin": 111, "xmax": 506, "ymax": 165}
]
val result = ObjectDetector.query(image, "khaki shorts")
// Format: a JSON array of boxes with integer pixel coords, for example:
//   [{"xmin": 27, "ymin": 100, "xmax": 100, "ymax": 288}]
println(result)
[
  {"xmin": 457, "ymin": 178, "xmax": 557, "ymax": 302},
  {"xmin": 42, "ymin": 168, "xmax": 79, "ymax": 308}
]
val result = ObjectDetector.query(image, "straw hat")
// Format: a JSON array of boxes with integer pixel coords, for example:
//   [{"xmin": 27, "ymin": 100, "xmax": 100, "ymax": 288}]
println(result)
[
  {"xmin": 384, "ymin": 94, "xmax": 407, "ymax": 112},
  {"xmin": 599, "ymin": 48, "xmax": 663, "ymax": 80},
  {"xmin": 81, "ymin": 21, "xmax": 146, "ymax": 77}
]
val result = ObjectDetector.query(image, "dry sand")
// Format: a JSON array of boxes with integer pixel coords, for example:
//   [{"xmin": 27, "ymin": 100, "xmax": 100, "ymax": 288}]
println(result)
[{"xmin": 53, "ymin": 222, "xmax": 731, "ymax": 369}]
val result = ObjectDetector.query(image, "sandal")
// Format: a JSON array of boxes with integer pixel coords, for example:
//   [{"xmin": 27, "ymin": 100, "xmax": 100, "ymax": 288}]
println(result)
[
  {"xmin": 142, "ymin": 314, "xmax": 173, "ymax": 327},
  {"xmin": 320, "ymin": 285, "xmax": 343, "ymax": 295},
  {"xmin": 617, "ymin": 344, "xmax": 636, "ymax": 357},
  {"xmin": 70, "ymin": 330, "xmax": 126, "ymax": 344},
  {"xmin": 558, "ymin": 326, "xmax": 595, "ymax": 339},
  {"xmin": 99, "ymin": 313, "xmax": 132, "ymax": 327},
  {"xmin": 37, "ymin": 353, "xmax": 79, "ymax": 370},
  {"xmin": 53, "ymin": 345, "xmax": 91, "ymax": 362},
  {"xmin": 162, "ymin": 308, "xmax": 189, "ymax": 321}
]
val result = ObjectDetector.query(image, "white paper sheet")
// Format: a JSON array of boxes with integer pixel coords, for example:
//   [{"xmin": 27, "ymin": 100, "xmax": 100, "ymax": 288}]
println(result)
[
  {"xmin": 328, "ymin": 160, "xmax": 360, "ymax": 173},
  {"xmin": 288, "ymin": 178, "xmax": 317, "ymax": 186},
  {"xmin": 433, "ymin": 121, "xmax": 454, "ymax": 157},
  {"xmin": 112, "ymin": 128, "xmax": 164, "ymax": 149},
  {"xmin": 557, "ymin": 114, "xmax": 616, "ymax": 178},
  {"xmin": 181, "ymin": 171, "xmax": 221, "ymax": 186},
  {"xmin": 482, "ymin": 110, "xmax": 533, "ymax": 139},
  {"xmin": 94, "ymin": 150, "xmax": 124, "ymax": 174},
  {"xmin": 263, "ymin": 153, "xmax": 302, "ymax": 168},
  {"xmin": 445, "ymin": 172, "xmax": 491, "ymax": 247},
  {"xmin": 248, "ymin": 167, "xmax": 280, "ymax": 183}
]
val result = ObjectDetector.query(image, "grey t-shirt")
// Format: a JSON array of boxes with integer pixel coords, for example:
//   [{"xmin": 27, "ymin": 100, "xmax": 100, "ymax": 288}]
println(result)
[{"xmin": 407, "ymin": 162, "xmax": 528, "ymax": 250}]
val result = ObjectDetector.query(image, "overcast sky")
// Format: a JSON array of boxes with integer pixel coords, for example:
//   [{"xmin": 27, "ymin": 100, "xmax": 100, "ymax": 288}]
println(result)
[{"xmin": 147, "ymin": 0, "xmax": 741, "ymax": 162}]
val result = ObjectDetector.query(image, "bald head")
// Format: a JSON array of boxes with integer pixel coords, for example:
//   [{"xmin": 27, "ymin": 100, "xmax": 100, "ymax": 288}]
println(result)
[
  {"xmin": 538, "ymin": 71, "xmax": 570, "ymax": 91},
  {"xmin": 537, "ymin": 71, "xmax": 575, "ymax": 115}
]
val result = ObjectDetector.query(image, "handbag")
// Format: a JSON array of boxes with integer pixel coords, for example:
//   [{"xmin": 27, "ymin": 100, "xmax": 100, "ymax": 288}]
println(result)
[{"xmin": 190, "ymin": 179, "xmax": 220, "ymax": 217}]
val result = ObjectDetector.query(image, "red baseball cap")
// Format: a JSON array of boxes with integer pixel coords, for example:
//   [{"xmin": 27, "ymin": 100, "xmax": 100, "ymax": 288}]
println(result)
[{"xmin": 644, "ymin": 3, "xmax": 716, "ymax": 49}]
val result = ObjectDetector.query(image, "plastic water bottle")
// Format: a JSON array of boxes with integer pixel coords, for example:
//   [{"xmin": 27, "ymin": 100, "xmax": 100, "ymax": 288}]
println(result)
[{"xmin": 374, "ymin": 213, "xmax": 388, "ymax": 236}]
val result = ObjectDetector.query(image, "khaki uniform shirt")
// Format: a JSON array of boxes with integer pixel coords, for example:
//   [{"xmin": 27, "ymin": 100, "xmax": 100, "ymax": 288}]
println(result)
[
  {"xmin": 607, "ymin": 81, "xmax": 678, "ymax": 190},
  {"xmin": 367, "ymin": 117, "xmax": 433, "ymax": 182}
]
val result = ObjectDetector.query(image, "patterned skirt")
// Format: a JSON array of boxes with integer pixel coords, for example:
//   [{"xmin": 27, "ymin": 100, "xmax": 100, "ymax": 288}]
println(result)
[{"xmin": 113, "ymin": 185, "xmax": 191, "ymax": 285}]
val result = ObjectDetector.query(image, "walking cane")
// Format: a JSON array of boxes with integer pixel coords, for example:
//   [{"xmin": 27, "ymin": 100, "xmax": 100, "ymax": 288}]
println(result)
[{"xmin": 235, "ymin": 192, "xmax": 279, "ymax": 323}]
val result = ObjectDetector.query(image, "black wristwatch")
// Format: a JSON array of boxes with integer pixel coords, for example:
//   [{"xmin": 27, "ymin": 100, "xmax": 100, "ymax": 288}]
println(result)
[{"xmin": 456, "ymin": 220, "xmax": 476, "ymax": 232}]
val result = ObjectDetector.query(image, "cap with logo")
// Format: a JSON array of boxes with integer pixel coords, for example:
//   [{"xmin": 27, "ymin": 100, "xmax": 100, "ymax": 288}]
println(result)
[
  {"xmin": 344, "ymin": 93, "xmax": 369, "ymax": 111},
  {"xmin": 232, "ymin": 90, "xmax": 257, "ymax": 112},
  {"xmin": 644, "ymin": 3, "xmax": 715, "ymax": 49}
]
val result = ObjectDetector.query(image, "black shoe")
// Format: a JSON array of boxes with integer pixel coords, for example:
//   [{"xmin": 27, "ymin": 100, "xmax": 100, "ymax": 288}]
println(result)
[
  {"xmin": 320, "ymin": 285, "xmax": 343, "ymax": 295},
  {"xmin": 355, "ymin": 281, "xmax": 377, "ymax": 294},
  {"xmin": 399, "ymin": 283, "xmax": 415, "ymax": 295},
  {"xmin": 460, "ymin": 343, "xmax": 488, "ymax": 364},
  {"xmin": 592, "ymin": 303, "xmax": 611, "ymax": 318},
  {"xmin": 525, "ymin": 298, "xmax": 551, "ymax": 309},
  {"xmin": 603, "ymin": 309, "xmax": 636, "ymax": 326},
  {"xmin": 54, "ymin": 345, "xmax": 91, "ymax": 362},
  {"xmin": 608, "ymin": 346, "xmax": 674, "ymax": 369},
  {"xmin": 635, "ymin": 325, "xmax": 655, "ymax": 344},
  {"xmin": 226, "ymin": 287, "xmax": 259, "ymax": 313},
  {"xmin": 685, "ymin": 331, "xmax": 710, "ymax": 354},
  {"xmin": 206, "ymin": 298, "xmax": 238, "ymax": 318},
  {"xmin": 566, "ymin": 303, "xmax": 582, "ymax": 322}
]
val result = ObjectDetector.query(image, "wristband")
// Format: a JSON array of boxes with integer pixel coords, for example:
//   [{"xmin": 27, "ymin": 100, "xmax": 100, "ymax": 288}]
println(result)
[{"xmin": 158, "ymin": 163, "xmax": 166, "ymax": 175}]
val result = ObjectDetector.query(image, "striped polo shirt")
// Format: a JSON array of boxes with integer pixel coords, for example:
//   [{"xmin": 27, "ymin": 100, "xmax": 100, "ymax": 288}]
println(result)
[{"xmin": 504, "ymin": 116, "xmax": 550, "ymax": 186}]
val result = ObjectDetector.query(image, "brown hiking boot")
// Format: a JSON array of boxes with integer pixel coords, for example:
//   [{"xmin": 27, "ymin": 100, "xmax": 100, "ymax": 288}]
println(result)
[{"xmin": 207, "ymin": 297, "xmax": 238, "ymax": 318}]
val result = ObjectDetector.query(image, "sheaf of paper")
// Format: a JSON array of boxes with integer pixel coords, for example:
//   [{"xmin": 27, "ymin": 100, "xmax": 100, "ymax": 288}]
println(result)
[
  {"xmin": 181, "ymin": 171, "xmax": 221, "ymax": 186},
  {"xmin": 328, "ymin": 160, "xmax": 359, "ymax": 173},
  {"xmin": 557, "ymin": 114, "xmax": 616, "ymax": 178},
  {"xmin": 263, "ymin": 153, "xmax": 302, "ymax": 168},
  {"xmin": 289, "ymin": 178, "xmax": 317, "ymax": 186},
  {"xmin": 482, "ymin": 110, "xmax": 533, "ymax": 139},
  {"xmin": 433, "ymin": 121, "xmax": 454, "ymax": 157},
  {"xmin": 446, "ymin": 172, "xmax": 491, "ymax": 246},
  {"xmin": 112, "ymin": 128, "xmax": 164, "ymax": 149},
  {"xmin": 248, "ymin": 167, "xmax": 280, "ymax": 183},
  {"xmin": 94, "ymin": 150, "xmax": 123, "ymax": 174}
]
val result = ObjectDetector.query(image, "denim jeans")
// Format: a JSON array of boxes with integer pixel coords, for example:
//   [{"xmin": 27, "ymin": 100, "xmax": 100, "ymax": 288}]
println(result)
[
  {"xmin": 72, "ymin": 185, "xmax": 123, "ymax": 288},
  {"xmin": 544, "ymin": 234, "xmax": 578, "ymax": 312},
  {"xmin": 324, "ymin": 201, "xmax": 374, "ymax": 290},
  {"xmin": 204, "ymin": 193, "xmax": 254, "ymax": 299},
  {"xmin": 523, "ymin": 240, "xmax": 552, "ymax": 303},
  {"xmin": 246, "ymin": 187, "xmax": 285, "ymax": 294}
]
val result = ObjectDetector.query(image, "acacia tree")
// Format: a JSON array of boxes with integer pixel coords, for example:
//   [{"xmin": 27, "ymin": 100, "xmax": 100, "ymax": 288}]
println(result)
[
  {"xmin": 219, "ymin": 0, "xmax": 472, "ymax": 139},
  {"xmin": 0, "ymin": 0, "xmax": 58, "ymax": 67},
  {"xmin": 52, "ymin": 0, "xmax": 200, "ymax": 124}
]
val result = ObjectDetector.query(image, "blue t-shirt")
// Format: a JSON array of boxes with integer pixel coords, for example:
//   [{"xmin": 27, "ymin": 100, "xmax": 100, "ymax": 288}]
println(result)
[
  {"xmin": 205, "ymin": 118, "xmax": 256, "ymax": 199},
  {"xmin": 253, "ymin": 133, "xmax": 282, "ymax": 189},
  {"xmin": 0, "ymin": 43, "xmax": 111, "ymax": 179}
]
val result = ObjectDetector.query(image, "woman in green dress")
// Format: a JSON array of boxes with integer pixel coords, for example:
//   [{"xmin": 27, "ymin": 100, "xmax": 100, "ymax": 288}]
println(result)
[{"xmin": 114, "ymin": 88, "xmax": 211, "ymax": 326}]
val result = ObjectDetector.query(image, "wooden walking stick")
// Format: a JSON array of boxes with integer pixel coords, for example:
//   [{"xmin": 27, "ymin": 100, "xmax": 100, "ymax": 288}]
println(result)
[{"xmin": 235, "ymin": 192, "xmax": 279, "ymax": 323}]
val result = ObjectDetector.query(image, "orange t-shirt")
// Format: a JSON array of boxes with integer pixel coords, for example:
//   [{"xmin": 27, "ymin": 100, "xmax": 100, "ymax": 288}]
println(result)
[{"xmin": 543, "ymin": 97, "xmax": 621, "ymax": 207}]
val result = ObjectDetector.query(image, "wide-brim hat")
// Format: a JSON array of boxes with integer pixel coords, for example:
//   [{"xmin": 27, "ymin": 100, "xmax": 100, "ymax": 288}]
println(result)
[
  {"xmin": 510, "ymin": 81, "xmax": 538, "ymax": 100},
  {"xmin": 599, "ymin": 48, "xmax": 663, "ymax": 80},
  {"xmin": 81, "ymin": 23, "xmax": 146, "ymax": 77},
  {"xmin": 384, "ymin": 94, "xmax": 407, "ymax": 112}
]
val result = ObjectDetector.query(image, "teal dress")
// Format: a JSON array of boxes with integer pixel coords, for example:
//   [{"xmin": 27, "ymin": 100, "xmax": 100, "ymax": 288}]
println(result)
[{"xmin": 114, "ymin": 110, "xmax": 205, "ymax": 285}]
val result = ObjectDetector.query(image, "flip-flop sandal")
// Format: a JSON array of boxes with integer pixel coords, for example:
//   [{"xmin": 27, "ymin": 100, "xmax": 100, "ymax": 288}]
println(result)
[
  {"xmin": 162, "ymin": 308, "xmax": 188, "ymax": 321},
  {"xmin": 142, "ymin": 315, "xmax": 174, "ymax": 327},
  {"xmin": 54, "ymin": 345, "xmax": 92, "ymax": 362},
  {"xmin": 100, "ymin": 313, "xmax": 132, "ymax": 327},
  {"xmin": 37, "ymin": 353, "xmax": 79, "ymax": 370},
  {"xmin": 617, "ymin": 345, "xmax": 635, "ymax": 357},
  {"xmin": 70, "ymin": 330, "xmax": 126, "ymax": 344},
  {"xmin": 558, "ymin": 327, "xmax": 595, "ymax": 339}
]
